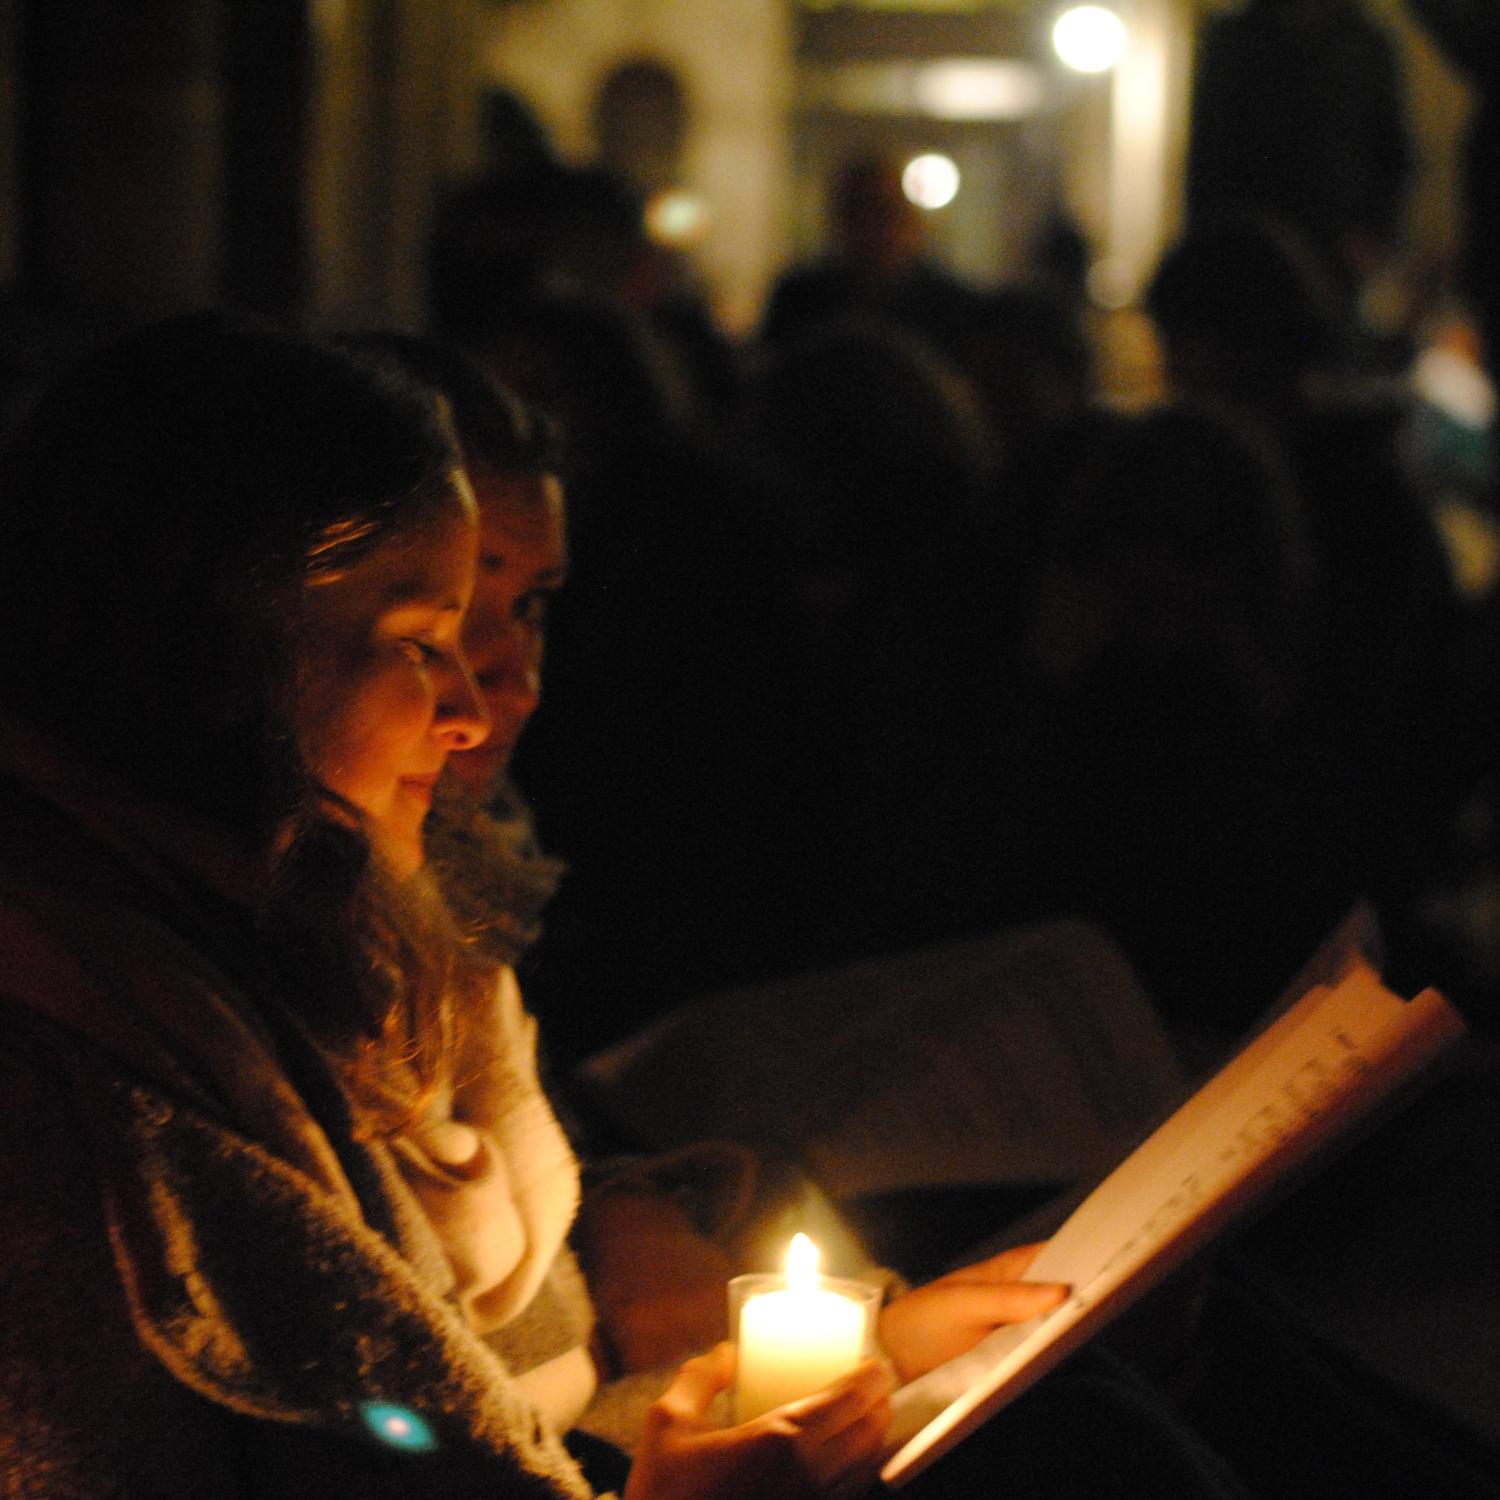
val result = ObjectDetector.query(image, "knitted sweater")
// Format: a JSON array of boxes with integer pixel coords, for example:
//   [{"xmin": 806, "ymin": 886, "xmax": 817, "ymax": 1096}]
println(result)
[
  {"xmin": 392, "ymin": 972, "xmax": 778, "ymax": 1455},
  {"xmin": 0, "ymin": 728, "xmax": 610, "ymax": 1500},
  {"xmin": 393, "ymin": 964, "xmax": 599, "ymax": 1435}
]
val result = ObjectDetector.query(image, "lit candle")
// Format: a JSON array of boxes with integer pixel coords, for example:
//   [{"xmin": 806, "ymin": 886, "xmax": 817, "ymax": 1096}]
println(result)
[{"xmin": 733, "ymin": 1234, "xmax": 874, "ymax": 1424}]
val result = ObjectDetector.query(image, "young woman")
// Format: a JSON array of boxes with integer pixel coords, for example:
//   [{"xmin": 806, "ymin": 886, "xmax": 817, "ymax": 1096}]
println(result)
[
  {"xmin": 333, "ymin": 334, "xmax": 1074, "ymax": 1478},
  {"xmin": 333, "ymin": 330, "xmax": 571, "ymax": 962},
  {"xmin": 0, "ymin": 311, "xmax": 897, "ymax": 1499},
  {"xmin": 316, "ymin": 335, "xmax": 1257, "ymax": 1500},
  {"xmin": 0, "ymin": 313, "xmax": 1249, "ymax": 1500}
]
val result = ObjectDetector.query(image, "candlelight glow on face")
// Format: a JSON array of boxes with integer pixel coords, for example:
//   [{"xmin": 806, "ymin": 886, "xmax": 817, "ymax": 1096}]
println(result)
[{"xmin": 731, "ymin": 1234, "xmax": 878, "ymax": 1424}]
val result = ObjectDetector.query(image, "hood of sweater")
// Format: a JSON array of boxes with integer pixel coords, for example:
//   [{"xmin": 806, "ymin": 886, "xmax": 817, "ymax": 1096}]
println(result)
[{"xmin": 0, "ymin": 711, "xmax": 362, "ymax": 1210}]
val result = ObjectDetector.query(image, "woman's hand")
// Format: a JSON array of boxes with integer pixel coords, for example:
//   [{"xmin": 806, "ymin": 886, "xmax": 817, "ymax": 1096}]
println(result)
[
  {"xmin": 576, "ymin": 1189, "xmax": 734, "ymax": 1374},
  {"xmin": 624, "ymin": 1343, "xmax": 894, "ymax": 1500},
  {"xmin": 877, "ymin": 1242, "xmax": 1069, "ymax": 1383}
]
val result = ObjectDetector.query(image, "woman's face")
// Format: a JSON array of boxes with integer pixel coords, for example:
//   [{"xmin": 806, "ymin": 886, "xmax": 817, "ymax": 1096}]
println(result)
[
  {"xmin": 444, "ymin": 467, "xmax": 568, "ymax": 802},
  {"xmin": 298, "ymin": 487, "xmax": 490, "ymax": 876}
]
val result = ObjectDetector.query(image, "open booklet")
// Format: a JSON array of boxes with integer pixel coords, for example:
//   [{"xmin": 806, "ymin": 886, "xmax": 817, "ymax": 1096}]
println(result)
[
  {"xmin": 879, "ymin": 954, "xmax": 1467, "ymax": 1488},
  {"xmin": 575, "ymin": 919, "xmax": 1188, "ymax": 1202}
]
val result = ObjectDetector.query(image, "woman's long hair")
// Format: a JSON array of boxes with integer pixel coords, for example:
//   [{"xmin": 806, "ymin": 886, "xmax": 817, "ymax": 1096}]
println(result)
[
  {"xmin": 332, "ymin": 331, "xmax": 567, "ymax": 967},
  {"xmin": 0, "ymin": 309, "xmax": 479, "ymax": 1130}
]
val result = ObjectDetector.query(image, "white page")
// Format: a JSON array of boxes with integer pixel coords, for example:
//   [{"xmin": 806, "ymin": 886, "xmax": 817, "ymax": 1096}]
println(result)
[
  {"xmin": 577, "ymin": 921, "xmax": 1184, "ymax": 1199},
  {"xmin": 881, "ymin": 968, "xmax": 1466, "ymax": 1487}
]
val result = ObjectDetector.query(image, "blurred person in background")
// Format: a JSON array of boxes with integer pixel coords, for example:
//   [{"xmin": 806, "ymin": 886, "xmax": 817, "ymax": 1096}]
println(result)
[{"xmin": 761, "ymin": 152, "xmax": 982, "ymax": 364}]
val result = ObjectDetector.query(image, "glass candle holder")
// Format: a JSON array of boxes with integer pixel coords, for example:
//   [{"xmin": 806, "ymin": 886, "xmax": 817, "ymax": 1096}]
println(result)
[{"xmin": 729, "ymin": 1264, "xmax": 882, "ymax": 1424}]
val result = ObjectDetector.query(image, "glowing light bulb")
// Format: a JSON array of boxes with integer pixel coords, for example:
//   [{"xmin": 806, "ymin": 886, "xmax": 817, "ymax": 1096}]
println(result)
[
  {"xmin": 645, "ymin": 187, "xmax": 710, "ymax": 248},
  {"xmin": 902, "ymin": 154, "xmax": 960, "ymax": 211},
  {"xmin": 1053, "ymin": 5, "xmax": 1127, "ymax": 74}
]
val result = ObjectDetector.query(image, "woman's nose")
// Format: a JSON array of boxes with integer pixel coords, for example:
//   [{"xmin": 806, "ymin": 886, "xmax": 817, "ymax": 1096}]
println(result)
[
  {"xmin": 470, "ymin": 623, "xmax": 544, "ymax": 717},
  {"xmin": 476, "ymin": 652, "xmax": 542, "ymax": 723},
  {"xmin": 435, "ymin": 652, "xmax": 491, "ymax": 750}
]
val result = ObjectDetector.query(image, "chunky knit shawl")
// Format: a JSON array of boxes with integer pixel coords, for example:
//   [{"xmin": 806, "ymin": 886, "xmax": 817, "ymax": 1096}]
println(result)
[{"xmin": 0, "ymin": 726, "xmax": 606, "ymax": 1499}]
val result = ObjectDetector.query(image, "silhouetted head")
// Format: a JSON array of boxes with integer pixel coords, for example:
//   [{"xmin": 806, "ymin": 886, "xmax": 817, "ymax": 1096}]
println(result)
[
  {"xmin": 474, "ymin": 289, "xmax": 684, "ymax": 482},
  {"xmin": 1034, "ymin": 399, "xmax": 1309, "ymax": 724},
  {"xmin": 830, "ymin": 153, "xmax": 926, "ymax": 281},
  {"xmin": 479, "ymin": 87, "xmax": 558, "ymax": 178},
  {"xmin": 1146, "ymin": 210, "xmax": 1339, "ymax": 418},
  {"xmin": 966, "ymin": 282, "xmax": 1094, "ymax": 460},
  {"xmin": 753, "ymin": 315, "xmax": 990, "ymax": 562}
]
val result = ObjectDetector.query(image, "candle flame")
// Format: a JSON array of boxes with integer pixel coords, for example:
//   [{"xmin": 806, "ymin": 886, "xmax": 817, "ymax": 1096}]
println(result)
[{"xmin": 785, "ymin": 1232, "xmax": 820, "ymax": 1291}]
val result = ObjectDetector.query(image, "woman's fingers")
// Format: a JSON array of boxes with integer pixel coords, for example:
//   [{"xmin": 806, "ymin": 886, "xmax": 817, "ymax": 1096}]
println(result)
[
  {"xmin": 932, "ymin": 1242, "xmax": 1070, "ymax": 1316},
  {"xmin": 756, "ymin": 1361, "xmax": 894, "ymax": 1494},
  {"xmin": 944, "ymin": 1240, "xmax": 1053, "ymax": 1283},
  {"xmin": 633, "ymin": 1350, "xmax": 892, "ymax": 1500},
  {"xmin": 878, "ymin": 1268, "xmax": 1071, "ymax": 1381},
  {"xmin": 964, "ymin": 1278, "xmax": 1070, "ymax": 1322},
  {"xmin": 794, "ymin": 1408, "xmax": 891, "ymax": 1500},
  {"xmin": 775, "ymin": 1358, "xmax": 894, "ymax": 1441},
  {"xmin": 652, "ymin": 1342, "xmax": 736, "ymax": 1425}
]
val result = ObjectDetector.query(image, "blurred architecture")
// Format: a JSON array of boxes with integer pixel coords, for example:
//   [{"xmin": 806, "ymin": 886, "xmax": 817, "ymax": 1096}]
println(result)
[{"xmin": 0, "ymin": 1, "xmax": 1480, "ymax": 356}]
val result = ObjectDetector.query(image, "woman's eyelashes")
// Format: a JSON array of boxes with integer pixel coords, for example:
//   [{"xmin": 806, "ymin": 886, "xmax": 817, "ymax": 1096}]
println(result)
[
  {"xmin": 398, "ymin": 629, "xmax": 468, "ymax": 670},
  {"xmin": 400, "ymin": 638, "xmax": 444, "ymax": 666},
  {"xmin": 391, "ymin": 604, "xmax": 469, "ymax": 670}
]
